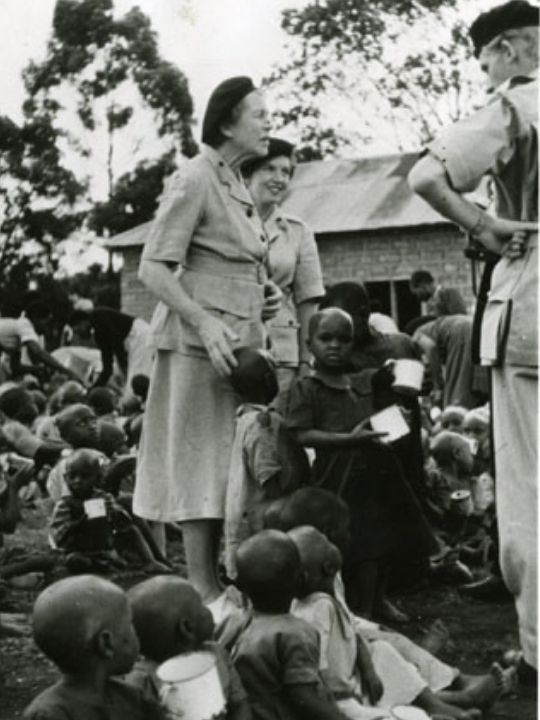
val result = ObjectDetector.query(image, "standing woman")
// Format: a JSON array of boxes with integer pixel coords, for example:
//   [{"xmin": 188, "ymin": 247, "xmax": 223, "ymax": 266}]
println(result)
[
  {"xmin": 133, "ymin": 77, "xmax": 281, "ymax": 605},
  {"xmin": 242, "ymin": 139, "xmax": 325, "ymax": 406}
]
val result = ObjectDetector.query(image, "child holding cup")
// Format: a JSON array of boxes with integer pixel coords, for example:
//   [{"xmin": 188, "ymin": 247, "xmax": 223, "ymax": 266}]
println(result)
[
  {"xmin": 287, "ymin": 309, "xmax": 436, "ymax": 622},
  {"xmin": 49, "ymin": 449, "xmax": 169, "ymax": 573}
]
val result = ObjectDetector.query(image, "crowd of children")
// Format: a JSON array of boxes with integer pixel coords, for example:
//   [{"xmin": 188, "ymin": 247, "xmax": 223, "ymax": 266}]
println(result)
[{"xmin": 0, "ymin": 281, "xmax": 520, "ymax": 719}]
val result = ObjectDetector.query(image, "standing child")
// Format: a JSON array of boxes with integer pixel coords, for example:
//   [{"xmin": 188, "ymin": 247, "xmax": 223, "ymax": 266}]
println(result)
[
  {"xmin": 287, "ymin": 308, "xmax": 436, "ymax": 621},
  {"xmin": 227, "ymin": 529, "xmax": 349, "ymax": 720},
  {"xmin": 225, "ymin": 347, "xmax": 309, "ymax": 578},
  {"xmin": 23, "ymin": 575, "xmax": 164, "ymax": 720},
  {"xmin": 126, "ymin": 575, "xmax": 250, "ymax": 719}
]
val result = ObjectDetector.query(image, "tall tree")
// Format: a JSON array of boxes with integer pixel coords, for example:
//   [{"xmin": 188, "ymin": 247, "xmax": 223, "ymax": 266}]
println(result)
[
  {"xmin": 266, "ymin": 0, "xmax": 483, "ymax": 159},
  {"xmin": 23, "ymin": 0, "xmax": 197, "ymax": 214},
  {"xmin": 0, "ymin": 111, "xmax": 85, "ymax": 315}
]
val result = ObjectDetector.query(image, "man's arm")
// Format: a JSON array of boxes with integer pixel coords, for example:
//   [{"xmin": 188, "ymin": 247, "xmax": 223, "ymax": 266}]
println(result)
[
  {"xmin": 409, "ymin": 153, "xmax": 536, "ymax": 255},
  {"xmin": 24, "ymin": 341, "xmax": 82, "ymax": 384}
]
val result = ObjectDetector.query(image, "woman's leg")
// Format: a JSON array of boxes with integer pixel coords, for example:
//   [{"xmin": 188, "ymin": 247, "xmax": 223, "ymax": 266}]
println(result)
[{"xmin": 182, "ymin": 519, "xmax": 222, "ymax": 603}]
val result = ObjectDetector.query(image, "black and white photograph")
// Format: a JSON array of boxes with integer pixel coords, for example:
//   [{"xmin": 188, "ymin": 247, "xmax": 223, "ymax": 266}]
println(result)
[{"xmin": 0, "ymin": 1, "xmax": 537, "ymax": 718}]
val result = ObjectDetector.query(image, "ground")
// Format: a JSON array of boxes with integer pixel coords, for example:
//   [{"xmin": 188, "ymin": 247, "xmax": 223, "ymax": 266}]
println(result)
[{"xmin": 0, "ymin": 503, "xmax": 536, "ymax": 719}]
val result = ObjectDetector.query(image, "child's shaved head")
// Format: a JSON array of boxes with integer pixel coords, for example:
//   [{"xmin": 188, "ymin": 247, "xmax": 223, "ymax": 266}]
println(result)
[
  {"xmin": 236, "ymin": 530, "xmax": 301, "ymax": 612},
  {"xmin": 440, "ymin": 405, "xmax": 467, "ymax": 432},
  {"xmin": 229, "ymin": 347, "xmax": 278, "ymax": 404},
  {"xmin": 431, "ymin": 430, "xmax": 473, "ymax": 473},
  {"xmin": 307, "ymin": 307, "xmax": 353, "ymax": 340},
  {"xmin": 266, "ymin": 487, "xmax": 350, "ymax": 555},
  {"xmin": 33, "ymin": 575, "xmax": 138, "ymax": 675},
  {"xmin": 128, "ymin": 576, "xmax": 214, "ymax": 663},
  {"xmin": 56, "ymin": 403, "xmax": 98, "ymax": 448},
  {"xmin": 288, "ymin": 525, "xmax": 342, "ymax": 595}
]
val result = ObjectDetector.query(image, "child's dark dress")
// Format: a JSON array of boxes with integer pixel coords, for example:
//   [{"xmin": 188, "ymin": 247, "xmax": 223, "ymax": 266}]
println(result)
[{"xmin": 287, "ymin": 371, "xmax": 436, "ymax": 564}]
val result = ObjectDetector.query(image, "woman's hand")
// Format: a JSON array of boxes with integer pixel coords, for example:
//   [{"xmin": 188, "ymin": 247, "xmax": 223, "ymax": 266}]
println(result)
[
  {"xmin": 474, "ymin": 217, "xmax": 537, "ymax": 256},
  {"xmin": 198, "ymin": 313, "xmax": 239, "ymax": 377},
  {"xmin": 262, "ymin": 280, "xmax": 283, "ymax": 321}
]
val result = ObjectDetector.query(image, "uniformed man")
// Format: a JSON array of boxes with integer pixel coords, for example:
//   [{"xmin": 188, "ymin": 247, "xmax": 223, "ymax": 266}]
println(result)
[{"xmin": 409, "ymin": 0, "xmax": 538, "ymax": 679}]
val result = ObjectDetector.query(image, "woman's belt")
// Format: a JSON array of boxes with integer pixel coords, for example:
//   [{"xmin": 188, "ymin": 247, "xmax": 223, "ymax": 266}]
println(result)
[{"xmin": 184, "ymin": 250, "xmax": 268, "ymax": 285}]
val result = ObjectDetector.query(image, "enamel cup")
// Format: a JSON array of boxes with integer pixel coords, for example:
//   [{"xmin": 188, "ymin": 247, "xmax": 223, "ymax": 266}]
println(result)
[
  {"xmin": 389, "ymin": 359, "xmax": 425, "ymax": 396},
  {"xmin": 450, "ymin": 489, "xmax": 474, "ymax": 516},
  {"xmin": 157, "ymin": 651, "xmax": 225, "ymax": 720}
]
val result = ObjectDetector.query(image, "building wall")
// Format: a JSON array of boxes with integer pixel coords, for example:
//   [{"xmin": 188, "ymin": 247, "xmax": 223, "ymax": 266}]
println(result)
[
  {"xmin": 316, "ymin": 224, "xmax": 475, "ymax": 310},
  {"xmin": 116, "ymin": 223, "xmax": 476, "ymax": 322},
  {"xmin": 118, "ymin": 246, "xmax": 157, "ymax": 323}
]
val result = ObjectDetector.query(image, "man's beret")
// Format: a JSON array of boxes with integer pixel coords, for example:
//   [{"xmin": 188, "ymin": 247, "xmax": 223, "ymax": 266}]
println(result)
[
  {"xmin": 201, "ymin": 76, "xmax": 256, "ymax": 147},
  {"xmin": 242, "ymin": 137, "xmax": 295, "ymax": 177},
  {"xmin": 470, "ymin": 0, "xmax": 539, "ymax": 57}
]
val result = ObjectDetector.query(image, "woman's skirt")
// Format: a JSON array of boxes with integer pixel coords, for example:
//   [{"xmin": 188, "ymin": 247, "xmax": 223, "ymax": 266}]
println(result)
[{"xmin": 133, "ymin": 349, "xmax": 238, "ymax": 522}]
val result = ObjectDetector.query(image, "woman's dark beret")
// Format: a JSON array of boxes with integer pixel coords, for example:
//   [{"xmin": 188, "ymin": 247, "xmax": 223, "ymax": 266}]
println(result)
[
  {"xmin": 201, "ymin": 76, "xmax": 256, "ymax": 146},
  {"xmin": 242, "ymin": 137, "xmax": 295, "ymax": 177}
]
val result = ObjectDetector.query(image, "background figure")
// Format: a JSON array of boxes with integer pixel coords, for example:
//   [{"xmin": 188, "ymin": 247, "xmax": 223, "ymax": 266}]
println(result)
[
  {"xmin": 409, "ymin": 0, "xmax": 538, "ymax": 678},
  {"xmin": 68, "ymin": 307, "xmax": 153, "ymax": 388},
  {"xmin": 409, "ymin": 270, "xmax": 468, "ymax": 316},
  {"xmin": 243, "ymin": 137, "xmax": 324, "ymax": 409},
  {"xmin": 414, "ymin": 315, "xmax": 489, "ymax": 409}
]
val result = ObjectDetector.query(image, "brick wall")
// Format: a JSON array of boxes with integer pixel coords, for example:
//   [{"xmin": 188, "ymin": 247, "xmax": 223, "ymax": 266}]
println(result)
[
  {"xmin": 117, "ymin": 223, "xmax": 475, "ymax": 321},
  {"xmin": 317, "ymin": 224, "xmax": 475, "ymax": 309}
]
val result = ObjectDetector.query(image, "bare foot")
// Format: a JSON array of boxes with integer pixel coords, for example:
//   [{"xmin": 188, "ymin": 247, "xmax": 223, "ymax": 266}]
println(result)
[
  {"xmin": 442, "ymin": 663, "xmax": 517, "ymax": 710},
  {"xmin": 421, "ymin": 618, "xmax": 450, "ymax": 655}
]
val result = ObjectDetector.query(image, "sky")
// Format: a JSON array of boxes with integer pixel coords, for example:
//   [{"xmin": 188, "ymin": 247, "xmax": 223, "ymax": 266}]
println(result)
[
  {"xmin": 0, "ymin": 0, "xmax": 307, "ymax": 127},
  {"xmin": 0, "ymin": 0, "xmax": 505, "ymax": 271},
  {"xmin": 0, "ymin": 0, "xmax": 310, "ymax": 271}
]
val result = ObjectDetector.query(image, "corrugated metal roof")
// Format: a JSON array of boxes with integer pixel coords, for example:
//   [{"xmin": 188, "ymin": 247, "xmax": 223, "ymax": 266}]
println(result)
[
  {"xmin": 280, "ymin": 152, "xmax": 451, "ymax": 233},
  {"xmin": 105, "ymin": 152, "xmax": 452, "ymax": 248}
]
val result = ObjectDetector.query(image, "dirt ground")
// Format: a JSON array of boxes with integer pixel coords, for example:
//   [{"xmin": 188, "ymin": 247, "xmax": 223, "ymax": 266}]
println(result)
[{"xmin": 0, "ymin": 503, "xmax": 536, "ymax": 719}]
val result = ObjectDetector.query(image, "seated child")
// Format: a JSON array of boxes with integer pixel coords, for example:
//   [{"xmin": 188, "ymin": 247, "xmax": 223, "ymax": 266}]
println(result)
[
  {"xmin": 49, "ymin": 448, "xmax": 169, "ymax": 573},
  {"xmin": 426, "ymin": 431, "xmax": 491, "ymax": 525},
  {"xmin": 0, "ymin": 386, "xmax": 64, "ymax": 470},
  {"xmin": 439, "ymin": 406, "xmax": 467, "ymax": 434},
  {"xmin": 46, "ymin": 403, "xmax": 100, "ymax": 501},
  {"xmin": 269, "ymin": 488, "xmax": 514, "ymax": 717},
  {"xmin": 225, "ymin": 347, "xmax": 309, "ymax": 578},
  {"xmin": 36, "ymin": 380, "xmax": 87, "ymax": 446},
  {"xmin": 463, "ymin": 406, "xmax": 492, "ymax": 479},
  {"xmin": 23, "ymin": 575, "xmax": 165, "ymax": 720},
  {"xmin": 226, "ymin": 529, "xmax": 349, "ymax": 720},
  {"xmin": 287, "ymin": 308, "xmax": 436, "ymax": 621},
  {"xmin": 290, "ymin": 526, "xmax": 485, "ymax": 720},
  {"xmin": 87, "ymin": 387, "xmax": 118, "ymax": 425},
  {"xmin": 126, "ymin": 576, "xmax": 250, "ymax": 720}
]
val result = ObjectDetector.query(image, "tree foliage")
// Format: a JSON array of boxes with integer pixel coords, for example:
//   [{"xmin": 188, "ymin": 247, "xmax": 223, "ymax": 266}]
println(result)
[
  {"xmin": 266, "ymin": 0, "xmax": 482, "ymax": 158},
  {"xmin": 0, "ymin": 0, "xmax": 198, "ymax": 310},
  {"xmin": 23, "ymin": 0, "xmax": 197, "ymax": 227},
  {"xmin": 0, "ymin": 110, "xmax": 85, "ymax": 314}
]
